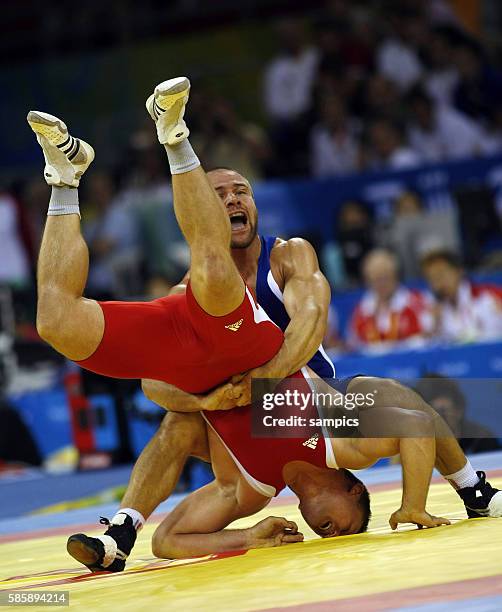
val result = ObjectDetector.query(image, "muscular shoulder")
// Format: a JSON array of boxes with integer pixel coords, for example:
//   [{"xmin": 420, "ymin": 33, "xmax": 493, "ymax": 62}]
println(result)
[{"xmin": 270, "ymin": 237, "xmax": 318, "ymax": 279}]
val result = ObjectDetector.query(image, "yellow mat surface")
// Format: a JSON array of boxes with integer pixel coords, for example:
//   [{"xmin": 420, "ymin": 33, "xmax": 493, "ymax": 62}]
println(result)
[{"xmin": 1, "ymin": 478, "xmax": 501, "ymax": 611}]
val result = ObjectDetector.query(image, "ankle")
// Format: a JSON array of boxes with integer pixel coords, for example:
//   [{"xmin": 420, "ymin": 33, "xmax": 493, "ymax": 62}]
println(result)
[
  {"xmin": 164, "ymin": 139, "xmax": 200, "ymax": 175},
  {"xmin": 48, "ymin": 186, "xmax": 80, "ymax": 217}
]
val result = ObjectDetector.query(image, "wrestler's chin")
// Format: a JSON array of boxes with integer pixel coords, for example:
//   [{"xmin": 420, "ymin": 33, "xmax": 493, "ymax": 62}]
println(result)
[{"xmin": 231, "ymin": 227, "xmax": 255, "ymax": 249}]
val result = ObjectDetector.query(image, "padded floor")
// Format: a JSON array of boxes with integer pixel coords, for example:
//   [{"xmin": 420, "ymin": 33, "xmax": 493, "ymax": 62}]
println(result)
[{"xmin": 1, "ymin": 471, "xmax": 501, "ymax": 611}]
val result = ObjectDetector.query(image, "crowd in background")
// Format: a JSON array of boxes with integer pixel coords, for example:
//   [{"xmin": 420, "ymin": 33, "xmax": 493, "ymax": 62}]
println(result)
[{"xmin": 1, "ymin": 0, "xmax": 502, "ymax": 357}]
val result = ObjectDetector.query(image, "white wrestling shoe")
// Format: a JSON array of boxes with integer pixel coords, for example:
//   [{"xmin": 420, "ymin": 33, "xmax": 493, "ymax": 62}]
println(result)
[
  {"xmin": 145, "ymin": 76, "xmax": 191, "ymax": 146},
  {"xmin": 27, "ymin": 111, "xmax": 95, "ymax": 187}
]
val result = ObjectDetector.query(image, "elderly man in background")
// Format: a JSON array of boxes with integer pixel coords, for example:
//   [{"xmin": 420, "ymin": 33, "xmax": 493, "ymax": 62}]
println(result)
[{"xmin": 349, "ymin": 249, "xmax": 432, "ymax": 351}]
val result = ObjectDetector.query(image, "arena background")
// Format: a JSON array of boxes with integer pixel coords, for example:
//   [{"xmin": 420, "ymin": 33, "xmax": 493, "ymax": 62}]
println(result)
[{"xmin": 1, "ymin": 1, "xmax": 502, "ymax": 610}]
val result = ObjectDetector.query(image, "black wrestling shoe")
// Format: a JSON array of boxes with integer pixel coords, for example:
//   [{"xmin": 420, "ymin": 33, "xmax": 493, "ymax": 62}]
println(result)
[
  {"xmin": 457, "ymin": 471, "xmax": 502, "ymax": 518},
  {"xmin": 67, "ymin": 514, "xmax": 137, "ymax": 572}
]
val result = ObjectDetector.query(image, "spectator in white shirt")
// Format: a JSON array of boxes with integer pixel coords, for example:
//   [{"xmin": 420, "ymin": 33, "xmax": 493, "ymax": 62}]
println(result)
[
  {"xmin": 0, "ymin": 192, "xmax": 31, "ymax": 287},
  {"xmin": 376, "ymin": 7, "xmax": 426, "ymax": 92},
  {"xmin": 406, "ymin": 86, "xmax": 488, "ymax": 162},
  {"xmin": 263, "ymin": 19, "xmax": 318, "ymax": 121},
  {"xmin": 423, "ymin": 25, "xmax": 460, "ymax": 107},
  {"xmin": 310, "ymin": 94, "xmax": 361, "ymax": 177},
  {"xmin": 421, "ymin": 249, "xmax": 502, "ymax": 343}
]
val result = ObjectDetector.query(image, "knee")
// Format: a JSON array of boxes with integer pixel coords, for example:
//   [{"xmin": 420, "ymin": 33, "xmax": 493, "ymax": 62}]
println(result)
[
  {"xmin": 157, "ymin": 412, "xmax": 201, "ymax": 454},
  {"xmin": 191, "ymin": 247, "xmax": 234, "ymax": 288},
  {"xmin": 36, "ymin": 292, "xmax": 65, "ymax": 345},
  {"xmin": 151, "ymin": 525, "xmax": 176, "ymax": 559}
]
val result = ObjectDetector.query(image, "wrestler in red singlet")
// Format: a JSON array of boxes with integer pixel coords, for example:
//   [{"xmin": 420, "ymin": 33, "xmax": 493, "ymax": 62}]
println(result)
[
  {"xmin": 78, "ymin": 282, "xmax": 283, "ymax": 394},
  {"xmin": 203, "ymin": 371, "xmax": 338, "ymax": 496}
]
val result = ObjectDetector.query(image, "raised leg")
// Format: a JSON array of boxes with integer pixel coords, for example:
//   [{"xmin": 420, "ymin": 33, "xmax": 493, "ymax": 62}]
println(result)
[
  {"xmin": 147, "ymin": 77, "xmax": 244, "ymax": 316},
  {"xmin": 26, "ymin": 112, "xmax": 104, "ymax": 361}
]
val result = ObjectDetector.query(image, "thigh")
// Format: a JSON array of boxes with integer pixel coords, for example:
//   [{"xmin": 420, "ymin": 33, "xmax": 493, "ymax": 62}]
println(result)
[
  {"xmin": 77, "ymin": 294, "xmax": 199, "ymax": 382},
  {"xmin": 347, "ymin": 376, "xmax": 428, "ymax": 411},
  {"xmin": 160, "ymin": 411, "xmax": 210, "ymax": 462},
  {"xmin": 189, "ymin": 244, "xmax": 244, "ymax": 316}
]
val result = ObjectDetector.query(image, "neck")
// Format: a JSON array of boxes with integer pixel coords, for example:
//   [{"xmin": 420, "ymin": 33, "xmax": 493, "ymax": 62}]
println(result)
[
  {"xmin": 282, "ymin": 461, "xmax": 343, "ymax": 495},
  {"xmin": 231, "ymin": 234, "xmax": 261, "ymax": 278}
]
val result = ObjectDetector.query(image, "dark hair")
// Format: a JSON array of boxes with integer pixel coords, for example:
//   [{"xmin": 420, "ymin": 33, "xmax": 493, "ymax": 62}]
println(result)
[
  {"xmin": 343, "ymin": 469, "xmax": 371, "ymax": 533},
  {"xmin": 406, "ymin": 84, "xmax": 432, "ymax": 108},
  {"xmin": 420, "ymin": 249, "xmax": 462, "ymax": 270}
]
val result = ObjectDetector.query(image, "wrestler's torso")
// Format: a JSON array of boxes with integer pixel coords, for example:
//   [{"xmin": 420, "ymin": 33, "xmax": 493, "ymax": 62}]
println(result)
[
  {"xmin": 204, "ymin": 235, "xmax": 337, "ymax": 500},
  {"xmin": 241, "ymin": 235, "xmax": 335, "ymax": 378}
]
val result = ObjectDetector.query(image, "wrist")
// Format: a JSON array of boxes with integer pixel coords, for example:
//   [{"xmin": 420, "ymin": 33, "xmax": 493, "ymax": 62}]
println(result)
[
  {"xmin": 244, "ymin": 527, "xmax": 255, "ymax": 548},
  {"xmin": 400, "ymin": 500, "xmax": 425, "ymax": 513}
]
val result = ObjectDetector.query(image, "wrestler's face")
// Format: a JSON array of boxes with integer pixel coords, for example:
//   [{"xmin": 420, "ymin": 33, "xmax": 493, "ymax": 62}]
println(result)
[
  {"xmin": 208, "ymin": 169, "xmax": 258, "ymax": 249},
  {"xmin": 299, "ymin": 486, "xmax": 365, "ymax": 537}
]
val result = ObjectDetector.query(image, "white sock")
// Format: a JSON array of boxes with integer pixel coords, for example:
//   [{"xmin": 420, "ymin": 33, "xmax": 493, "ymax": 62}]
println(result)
[
  {"xmin": 164, "ymin": 139, "xmax": 200, "ymax": 175},
  {"xmin": 445, "ymin": 460, "xmax": 479, "ymax": 489},
  {"xmin": 48, "ymin": 186, "xmax": 80, "ymax": 217},
  {"xmin": 113, "ymin": 508, "xmax": 145, "ymax": 531}
]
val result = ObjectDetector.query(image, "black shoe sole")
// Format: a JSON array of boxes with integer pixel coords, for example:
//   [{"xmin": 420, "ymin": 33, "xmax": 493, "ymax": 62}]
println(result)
[{"xmin": 67, "ymin": 534, "xmax": 101, "ymax": 568}]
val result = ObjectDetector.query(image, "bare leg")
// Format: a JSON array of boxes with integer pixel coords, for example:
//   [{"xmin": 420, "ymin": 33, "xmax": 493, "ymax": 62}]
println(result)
[
  {"xmin": 120, "ymin": 411, "xmax": 209, "ymax": 520},
  {"xmin": 36, "ymin": 192, "xmax": 104, "ymax": 361},
  {"xmin": 170, "ymin": 164, "xmax": 244, "ymax": 316},
  {"xmin": 348, "ymin": 377, "xmax": 467, "ymax": 476},
  {"xmin": 150, "ymin": 79, "xmax": 244, "ymax": 316}
]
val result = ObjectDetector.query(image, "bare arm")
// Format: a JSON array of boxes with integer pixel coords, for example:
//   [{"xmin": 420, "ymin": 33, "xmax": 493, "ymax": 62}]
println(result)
[
  {"xmin": 233, "ymin": 239, "xmax": 330, "ymax": 403},
  {"xmin": 142, "ymin": 378, "xmax": 240, "ymax": 412},
  {"xmin": 351, "ymin": 408, "xmax": 451, "ymax": 529},
  {"xmin": 151, "ymin": 481, "xmax": 302, "ymax": 559},
  {"xmin": 258, "ymin": 238, "xmax": 330, "ymax": 378}
]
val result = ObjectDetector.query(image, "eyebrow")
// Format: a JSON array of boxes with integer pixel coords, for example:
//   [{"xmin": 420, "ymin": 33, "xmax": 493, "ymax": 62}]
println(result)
[{"xmin": 214, "ymin": 182, "xmax": 250, "ymax": 191}]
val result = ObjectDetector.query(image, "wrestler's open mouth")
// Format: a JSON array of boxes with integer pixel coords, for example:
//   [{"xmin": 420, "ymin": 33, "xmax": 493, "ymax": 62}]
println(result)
[{"xmin": 229, "ymin": 211, "xmax": 248, "ymax": 231}]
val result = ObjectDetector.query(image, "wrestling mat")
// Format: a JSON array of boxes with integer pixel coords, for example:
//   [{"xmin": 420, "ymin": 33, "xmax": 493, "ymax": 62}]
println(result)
[{"xmin": 1, "ymin": 470, "xmax": 501, "ymax": 611}]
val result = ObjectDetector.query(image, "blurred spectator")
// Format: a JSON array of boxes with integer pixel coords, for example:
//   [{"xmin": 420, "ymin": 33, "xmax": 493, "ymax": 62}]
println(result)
[
  {"xmin": 263, "ymin": 19, "xmax": 318, "ymax": 175},
  {"xmin": 0, "ymin": 192, "xmax": 32, "ymax": 288},
  {"xmin": 349, "ymin": 249, "xmax": 432, "ymax": 350},
  {"xmin": 376, "ymin": 7, "xmax": 426, "ymax": 92},
  {"xmin": 358, "ymin": 74, "xmax": 402, "ymax": 122},
  {"xmin": 309, "ymin": 94, "xmax": 361, "ymax": 177},
  {"xmin": 423, "ymin": 25, "xmax": 460, "ymax": 106},
  {"xmin": 22, "ymin": 178, "xmax": 49, "ymax": 254},
  {"xmin": 263, "ymin": 19, "xmax": 318, "ymax": 122},
  {"xmin": 406, "ymin": 86, "xmax": 487, "ymax": 161},
  {"xmin": 191, "ymin": 96, "xmax": 270, "ymax": 182},
  {"xmin": 415, "ymin": 374, "xmax": 502, "ymax": 454},
  {"xmin": 119, "ymin": 131, "xmax": 189, "ymax": 283},
  {"xmin": 380, "ymin": 190, "xmax": 460, "ymax": 279},
  {"xmin": 452, "ymin": 38, "xmax": 502, "ymax": 123},
  {"xmin": 82, "ymin": 171, "xmax": 140, "ymax": 298},
  {"xmin": 336, "ymin": 200, "xmax": 374, "ymax": 284},
  {"xmin": 366, "ymin": 118, "xmax": 422, "ymax": 170},
  {"xmin": 421, "ymin": 250, "xmax": 502, "ymax": 342}
]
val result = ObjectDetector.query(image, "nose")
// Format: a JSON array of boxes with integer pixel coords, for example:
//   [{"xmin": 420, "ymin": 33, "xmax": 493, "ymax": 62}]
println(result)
[{"xmin": 225, "ymin": 193, "xmax": 239, "ymax": 207}]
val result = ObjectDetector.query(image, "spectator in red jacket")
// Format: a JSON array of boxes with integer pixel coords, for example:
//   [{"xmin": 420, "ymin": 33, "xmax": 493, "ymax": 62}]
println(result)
[
  {"xmin": 349, "ymin": 249, "xmax": 432, "ymax": 350},
  {"xmin": 421, "ymin": 250, "xmax": 502, "ymax": 343}
]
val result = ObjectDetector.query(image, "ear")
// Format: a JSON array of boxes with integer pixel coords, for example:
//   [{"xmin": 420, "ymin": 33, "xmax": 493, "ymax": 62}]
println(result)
[{"xmin": 349, "ymin": 483, "xmax": 365, "ymax": 497}]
